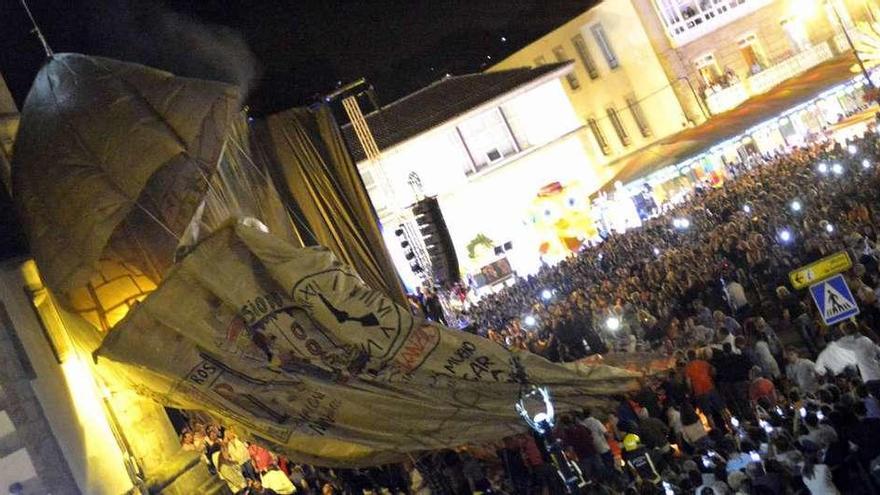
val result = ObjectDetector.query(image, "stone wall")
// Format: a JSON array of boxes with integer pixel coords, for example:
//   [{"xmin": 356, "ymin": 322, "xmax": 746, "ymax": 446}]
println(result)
[{"xmin": 0, "ymin": 302, "xmax": 79, "ymax": 494}]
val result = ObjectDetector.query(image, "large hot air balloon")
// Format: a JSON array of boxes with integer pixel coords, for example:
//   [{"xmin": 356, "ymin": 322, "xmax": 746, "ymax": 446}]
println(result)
[{"xmin": 12, "ymin": 53, "xmax": 239, "ymax": 330}]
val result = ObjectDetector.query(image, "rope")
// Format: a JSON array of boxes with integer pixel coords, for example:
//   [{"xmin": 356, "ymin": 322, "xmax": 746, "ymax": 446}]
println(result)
[
  {"xmin": 133, "ymin": 201, "xmax": 182, "ymax": 242},
  {"xmin": 19, "ymin": 0, "xmax": 53, "ymax": 57},
  {"xmin": 228, "ymin": 134, "xmax": 321, "ymax": 243}
]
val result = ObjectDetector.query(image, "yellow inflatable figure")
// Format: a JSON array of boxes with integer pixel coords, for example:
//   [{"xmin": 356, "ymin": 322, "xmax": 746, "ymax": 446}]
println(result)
[{"xmin": 526, "ymin": 181, "xmax": 598, "ymax": 261}]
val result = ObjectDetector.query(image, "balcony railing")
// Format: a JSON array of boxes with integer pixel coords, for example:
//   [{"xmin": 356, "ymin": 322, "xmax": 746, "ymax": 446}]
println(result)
[
  {"xmin": 704, "ymin": 42, "xmax": 834, "ymax": 115},
  {"xmin": 659, "ymin": 0, "xmax": 773, "ymax": 47},
  {"xmin": 705, "ymin": 83, "xmax": 750, "ymax": 115},
  {"xmin": 749, "ymin": 42, "xmax": 834, "ymax": 93}
]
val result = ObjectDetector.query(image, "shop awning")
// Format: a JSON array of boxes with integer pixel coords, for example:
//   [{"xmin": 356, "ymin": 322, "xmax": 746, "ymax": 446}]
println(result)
[{"xmin": 605, "ymin": 54, "xmax": 866, "ymax": 188}]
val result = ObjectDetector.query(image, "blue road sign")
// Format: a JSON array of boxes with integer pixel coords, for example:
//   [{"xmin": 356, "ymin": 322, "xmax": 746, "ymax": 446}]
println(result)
[{"xmin": 809, "ymin": 274, "xmax": 859, "ymax": 326}]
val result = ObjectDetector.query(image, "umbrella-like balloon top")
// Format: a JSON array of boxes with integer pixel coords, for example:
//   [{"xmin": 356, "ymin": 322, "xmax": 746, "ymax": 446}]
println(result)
[{"xmin": 12, "ymin": 53, "xmax": 238, "ymax": 327}]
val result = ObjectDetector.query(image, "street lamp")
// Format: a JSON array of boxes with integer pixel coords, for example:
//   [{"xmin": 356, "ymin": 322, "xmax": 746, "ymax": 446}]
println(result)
[
  {"xmin": 863, "ymin": 158, "xmax": 872, "ymax": 168},
  {"xmin": 523, "ymin": 315, "xmax": 537, "ymax": 328},
  {"xmin": 790, "ymin": 200, "xmax": 803, "ymax": 213},
  {"xmin": 515, "ymin": 386, "xmax": 587, "ymax": 493},
  {"xmin": 832, "ymin": 163, "xmax": 844, "ymax": 175},
  {"xmin": 848, "ymin": 144, "xmax": 859, "ymax": 155},
  {"xmin": 541, "ymin": 289, "xmax": 553, "ymax": 302},
  {"xmin": 818, "ymin": 162, "xmax": 829, "ymax": 175}
]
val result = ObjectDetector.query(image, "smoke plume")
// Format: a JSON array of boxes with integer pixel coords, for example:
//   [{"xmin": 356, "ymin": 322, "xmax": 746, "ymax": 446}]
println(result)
[{"xmin": 86, "ymin": 0, "xmax": 258, "ymax": 100}]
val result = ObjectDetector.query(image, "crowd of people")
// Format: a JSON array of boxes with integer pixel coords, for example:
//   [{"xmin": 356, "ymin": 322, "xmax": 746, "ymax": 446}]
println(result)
[
  {"xmin": 464, "ymin": 131, "xmax": 880, "ymax": 367},
  {"xmin": 177, "ymin": 416, "xmax": 415, "ymax": 494},
  {"xmin": 179, "ymin": 127, "xmax": 880, "ymax": 494}
]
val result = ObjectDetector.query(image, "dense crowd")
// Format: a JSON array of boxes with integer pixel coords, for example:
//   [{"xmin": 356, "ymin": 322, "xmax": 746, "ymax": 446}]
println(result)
[
  {"xmin": 464, "ymin": 131, "xmax": 880, "ymax": 366},
  {"xmin": 180, "ymin": 129, "xmax": 880, "ymax": 494}
]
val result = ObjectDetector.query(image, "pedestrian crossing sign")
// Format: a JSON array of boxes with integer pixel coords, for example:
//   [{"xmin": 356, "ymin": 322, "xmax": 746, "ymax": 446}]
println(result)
[{"xmin": 809, "ymin": 274, "xmax": 859, "ymax": 326}]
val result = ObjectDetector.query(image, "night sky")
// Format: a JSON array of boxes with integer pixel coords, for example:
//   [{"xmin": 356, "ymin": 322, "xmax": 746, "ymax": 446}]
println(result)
[{"xmin": 2, "ymin": 0, "xmax": 597, "ymax": 114}]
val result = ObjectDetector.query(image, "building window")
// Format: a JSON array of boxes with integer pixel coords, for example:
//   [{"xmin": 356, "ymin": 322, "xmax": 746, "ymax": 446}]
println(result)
[
  {"xmin": 533, "ymin": 55, "xmax": 547, "ymax": 67},
  {"xmin": 694, "ymin": 52, "xmax": 722, "ymax": 86},
  {"xmin": 737, "ymin": 33, "xmax": 768, "ymax": 74},
  {"xmin": 590, "ymin": 24, "xmax": 619, "ymax": 69},
  {"xmin": 607, "ymin": 107, "xmax": 631, "ymax": 146},
  {"xmin": 457, "ymin": 107, "xmax": 519, "ymax": 173},
  {"xmin": 571, "ymin": 34, "xmax": 600, "ymax": 79},
  {"xmin": 651, "ymin": 0, "xmax": 775, "ymax": 46},
  {"xmin": 552, "ymin": 46, "xmax": 580, "ymax": 90},
  {"xmin": 588, "ymin": 117, "xmax": 611, "ymax": 156},
  {"xmin": 626, "ymin": 96, "xmax": 652, "ymax": 138}
]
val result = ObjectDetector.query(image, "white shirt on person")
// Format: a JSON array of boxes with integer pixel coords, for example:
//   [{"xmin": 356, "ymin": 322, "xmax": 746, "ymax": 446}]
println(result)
[
  {"xmin": 754, "ymin": 342, "xmax": 780, "ymax": 378},
  {"xmin": 837, "ymin": 335, "xmax": 880, "ymax": 382},
  {"xmin": 226, "ymin": 438, "xmax": 250, "ymax": 466},
  {"xmin": 681, "ymin": 421, "xmax": 708, "ymax": 446},
  {"xmin": 667, "ymin": 408, "xmax": 683, "ymax": 436},
  {"xmin": 579, "ymin": 416, "xmax": 610, "ymax": 454},
  {"xmin": 262, "ymin": 469, "xmax": 296, "ymax": 494},
  {"xmin": 802, "ymin": 463, "xmax": 840, "ymax": 495},
  {"xmin": 814, "ymin": 341, "xmax": 857, "ymax": 376},
  {"xmin": 726, "ymin": 282, "xmax": 749, "ymax": 311},
  {"xmin": 787, "ymin": 358, "xmax": 819, "ymax": 393}
]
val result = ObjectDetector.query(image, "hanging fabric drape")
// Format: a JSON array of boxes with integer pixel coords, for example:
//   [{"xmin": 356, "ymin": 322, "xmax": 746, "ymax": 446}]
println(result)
[
  {"xmin": 188, "ymin": 114, "xmax": 305, "ymax": 249},
  {"xmin": 95, "ymin": 221, "xmax": 641, "ymax": 467},
  {"xmin": 257, "ymin": 106, "xmax": 407, "ymax": 307}
]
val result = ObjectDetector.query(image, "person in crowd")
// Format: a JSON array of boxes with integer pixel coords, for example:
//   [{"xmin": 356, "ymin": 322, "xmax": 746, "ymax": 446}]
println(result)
[
  {"xmin": 243, "ymin": 478, "xmax": 278, "ymax": 495},
  {"xmin": 180, "ymin": 430, "xmax": 199, "ymax": 452},
  {"xmin": 786, "ymin": 348, "xmax": 820, "ymax": 394},
  {"xmin": 836, "ymin": 320, "xmax": 880, "ymax": 387},
  {"xmin": 215, "ymin": 447, "xmax": 248, "ymax": 494},
  {"xmin": 748, "ymin": 365, "xmax": 778, "ymax": 409},
  {"xmin": 621, "ymin": 433, "xmax": 661, "ymax": 486},
  {"xmin": 248, "ymin": 441, "xmax": 276, "ymax": 475},
  {"xmin": 799, "ymin": 411, "xmax": 837, "ymax": 451},
  {"xmin": 578, "ymin": 408, "xmax": 614, "ymax": 473},
  {"xmin": 754, "ymin": 331, "xmax": 781, "ymax": 379},
  {"xmin": 559, "ymin": 415, "xmax": 603, "ymax": 480},
  {"xmin": 261, "ymin": 464, "xmax": 296, "ymax": 494},
  {"xmin": 686, "ymin": 349, "xmax": 728, "ymax": 430},
  {"xmin": 800, "ymin": 444, "xmax": 841, "ymax": 495},
  {"xmin": 680, "ymin": 402, "xmax": 709, "ymax": 450}
]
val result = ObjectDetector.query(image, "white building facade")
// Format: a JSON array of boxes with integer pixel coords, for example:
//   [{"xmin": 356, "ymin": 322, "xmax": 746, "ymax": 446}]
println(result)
[{"xmin": 346, "ymin": 65, "xmax": 621, "ymax": 285}]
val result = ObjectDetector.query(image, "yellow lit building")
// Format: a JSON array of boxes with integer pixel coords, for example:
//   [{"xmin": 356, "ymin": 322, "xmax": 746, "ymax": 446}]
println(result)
[
  {"xmin": 489, "ymin": 0, "xmax": 698, "ymax": 167},
  {"xmin": 636, "ymin": 0, "xmax": 879, "ymax": 115}
]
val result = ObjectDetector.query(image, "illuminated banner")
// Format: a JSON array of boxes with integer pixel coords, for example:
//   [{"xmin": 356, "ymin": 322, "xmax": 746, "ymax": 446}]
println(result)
[{"xmin": 95, "ymin": 221, "xmax": 639, "ymax": 467}]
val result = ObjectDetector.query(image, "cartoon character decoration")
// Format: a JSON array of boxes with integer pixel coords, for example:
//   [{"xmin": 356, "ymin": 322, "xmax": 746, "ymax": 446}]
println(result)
[{"xmin": 526, "ymin": 181, "xmax": 598, "ymax": 261}]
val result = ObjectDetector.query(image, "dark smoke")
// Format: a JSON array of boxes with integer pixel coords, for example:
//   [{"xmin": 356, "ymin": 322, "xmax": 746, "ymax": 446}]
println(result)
[{"xmin": 85, "ymin": 0, "xmax": 258, "ymax": 100}]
